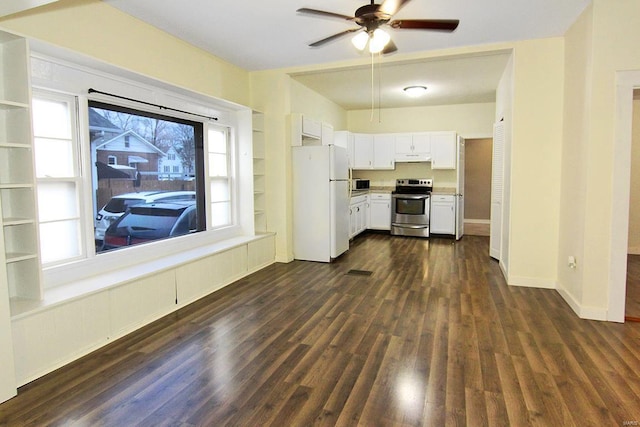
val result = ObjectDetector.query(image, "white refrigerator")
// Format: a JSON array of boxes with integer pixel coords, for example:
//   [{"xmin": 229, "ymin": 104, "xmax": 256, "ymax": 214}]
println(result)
[{"xmin": 292, "ymin": 144, "xmax": 350, "ymax": 262}]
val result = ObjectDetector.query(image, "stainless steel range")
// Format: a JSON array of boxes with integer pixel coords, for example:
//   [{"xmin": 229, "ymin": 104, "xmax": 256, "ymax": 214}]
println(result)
[{"xmin": 391, "ymin": 178, "xmax": 433, "ymax": 238}]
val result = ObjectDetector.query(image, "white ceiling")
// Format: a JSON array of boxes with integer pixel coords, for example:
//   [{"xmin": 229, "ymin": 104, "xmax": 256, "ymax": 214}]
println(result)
[{"xmin": 101, "ymin": 0, "xmax": 590, "ymax": 109}]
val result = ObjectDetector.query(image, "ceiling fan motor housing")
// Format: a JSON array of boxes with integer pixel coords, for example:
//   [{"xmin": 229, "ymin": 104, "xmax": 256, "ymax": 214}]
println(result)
[{"xmin": 355, "ymin": 3, "xmax": 390, "ymax": 32}]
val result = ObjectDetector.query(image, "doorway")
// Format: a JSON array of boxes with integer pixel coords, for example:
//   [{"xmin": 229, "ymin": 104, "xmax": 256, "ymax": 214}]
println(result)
[
  {"xmin": 625, "ymin": 90, "xmax": 640, "ymax": 321},
  {"xmin": 464, "ymin": 138, "xmax": 493, "ymax": 236},
  {"xmin": 610, "ymin": 72, "xmax": 640, "ymax": 322}
]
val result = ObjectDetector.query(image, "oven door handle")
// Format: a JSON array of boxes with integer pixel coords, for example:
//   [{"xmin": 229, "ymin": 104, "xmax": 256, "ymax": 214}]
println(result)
[
  {"xmin": 392, "ymin": 194, "xmax": 430, "ymax": 200},
  {"xmin": 391, "ymin": 223, "xmax": 429, "ymax": 229}
]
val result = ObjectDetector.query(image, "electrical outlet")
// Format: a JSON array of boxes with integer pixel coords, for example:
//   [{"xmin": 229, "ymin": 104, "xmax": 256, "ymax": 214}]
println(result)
[{"xmin": 568, "ymin": 256, "xmax": 577, "ymax": 269}]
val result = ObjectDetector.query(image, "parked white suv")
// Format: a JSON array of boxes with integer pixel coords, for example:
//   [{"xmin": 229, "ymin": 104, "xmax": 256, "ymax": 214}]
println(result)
[{"xmin": 94, "ymin": 190, "xmax": 196, "ymax": 242}]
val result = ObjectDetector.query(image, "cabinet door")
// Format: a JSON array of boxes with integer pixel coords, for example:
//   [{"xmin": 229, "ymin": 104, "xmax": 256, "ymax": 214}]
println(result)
[
  {"xmin": 431, "ymin": 132, "xmax": 456, "ymax": 169},
  {"xmin": 353, "ymin": 134, "xmax": 373, "ymax": 169},
  {"xmin": 321, "ymin": 123, "xmax": 334, "ymax": 146},
  {"xmin": 394, "ymin": 134, "xmax": 413, "ymax": 154},
  {"xmin": 370, "ymin": 198, "xmax": 391, "ymax": 230},
  {"xmin": 373, "ymin": 134, "xmax": 395, "ymax": 169},
  {"xmin": 430, "ymin": 195, "xmax": 455, "ymax": 234},
  {"xmin": 349, "ymin": 204, "xmax": 357, "ymax": 238},
  {"xmin": 412, "ymin": 133, "xmax": 431, "ymax": 155},
  {"xmin": 335, "ymin": 131, "xmax": 355, "ymax": 168},
  {"xmin": 358, "ymin": 201, "xmax": 368, "ymax": 233}
]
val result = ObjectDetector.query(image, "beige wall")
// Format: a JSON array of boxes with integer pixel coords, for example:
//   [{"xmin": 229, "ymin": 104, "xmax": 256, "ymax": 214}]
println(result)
[
  {"xmin": 507, "ymin": 38, "xmax": 565, "ymax": 288},
  {"xmin": 290, "ymin": 80, "xmax": 347, "ymax": 130},
  {"xmin": 464, "ymin": 138, "xmax": 492, "ymax": 220},
  {"xmin": 0, "ymin": 0, "xmax": 250, "ymax": 106},
  {"xmin": 250, "ymin": 73, "xmax": 347, "ymax": 262},
  {"xmin": 558, "ymin": 0, "xmax": 640, "ymax": 319},
  {"xmin": 558, "ymin": 3, "xmax": 591, "ymax": 308},
  {"xmin": 629, "ymin": 97, "xmax": 640, "ymax": 254},
  {"xmin": 347, "ymin": 102, "xmax": 495, "ymax": 136}
]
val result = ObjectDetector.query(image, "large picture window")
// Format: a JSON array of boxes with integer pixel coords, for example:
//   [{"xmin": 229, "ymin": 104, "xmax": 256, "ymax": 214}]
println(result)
[{"xmin": 88, "ymin": 101, "xmax": 205, "ymax": 252}]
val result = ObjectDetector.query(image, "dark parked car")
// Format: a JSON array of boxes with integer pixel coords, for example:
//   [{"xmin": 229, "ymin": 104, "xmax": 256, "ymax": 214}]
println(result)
[
  {"xmin": 95, "ymin": 191, "xmax": 196, "ymax": 242},
  {"xmin": 101, "ymin": 201, "xmax": 197, "ymax": 251}
]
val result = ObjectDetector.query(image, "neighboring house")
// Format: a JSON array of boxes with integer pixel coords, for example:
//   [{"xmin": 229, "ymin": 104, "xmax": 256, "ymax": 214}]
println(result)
[
  {"xmin": 88, "ymin": 108, "xmax": 121, "ymax": 141},
  {"xmin": 158, "ymin": 145, "xmax": 185, "ymax": 180},
  {"xmin": 95, "ymin": 130, "xmax": 165, "ymax": 178}
]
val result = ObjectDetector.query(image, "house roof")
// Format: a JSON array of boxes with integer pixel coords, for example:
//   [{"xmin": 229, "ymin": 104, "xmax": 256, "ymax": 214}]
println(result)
[
  {"xmin": 96, "ymin": 129, "xmax": 166, "ymax": 155},
  {"xmin": 88, "ymin": 108, "xmax": 122, "ymax": 133}
]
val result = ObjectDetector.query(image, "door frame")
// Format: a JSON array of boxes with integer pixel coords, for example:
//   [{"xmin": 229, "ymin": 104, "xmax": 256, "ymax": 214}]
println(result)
[
  {"xmin": 456, "ymin": 136, "xmax": 465, "ymax": 240},
  {"xmin": 610, "ymin": 71, "xmax": 640, "ymax": 322}
]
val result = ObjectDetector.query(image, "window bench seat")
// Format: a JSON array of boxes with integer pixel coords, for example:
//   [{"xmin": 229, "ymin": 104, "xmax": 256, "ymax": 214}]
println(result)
[{"xmin": 9, "ymin": 232, "xmax": 275, "ymax": 386}]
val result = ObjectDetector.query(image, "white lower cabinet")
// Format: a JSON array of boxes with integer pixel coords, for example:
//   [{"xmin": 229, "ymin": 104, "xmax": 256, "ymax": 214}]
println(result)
[
  {"xmin": 430, "ymin": 194, "xmax": 455, "ymax": 235},
  {"xmin": 349, "ymin": 194, "xmax": 369, "ymax": 238},
  {"xmin": 369, "ymin": 193, "xmax": 391, "ymax": 230}
]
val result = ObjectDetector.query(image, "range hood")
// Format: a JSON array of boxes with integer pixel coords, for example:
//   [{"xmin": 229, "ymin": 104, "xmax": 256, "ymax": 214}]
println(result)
[{"xmin": 395, "ymin": 155, "xmax": 431, "ymax": 163}]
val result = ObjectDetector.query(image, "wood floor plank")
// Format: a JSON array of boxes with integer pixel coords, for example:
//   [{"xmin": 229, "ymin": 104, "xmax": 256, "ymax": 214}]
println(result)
[{"xmin": 2, "ymin": 235, "xmax": 640, "ymax": 426}]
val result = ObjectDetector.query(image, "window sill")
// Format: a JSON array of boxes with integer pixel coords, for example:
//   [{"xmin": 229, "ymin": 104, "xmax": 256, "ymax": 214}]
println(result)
[{"xmin": 10, "ymin": 232, "xmax": 275, "ymax": 320}]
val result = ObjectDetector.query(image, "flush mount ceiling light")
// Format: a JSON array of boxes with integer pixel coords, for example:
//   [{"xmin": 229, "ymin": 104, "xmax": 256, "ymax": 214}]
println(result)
[{"xmin": 403, "ymin": 85, "xmax": 428, "ymax": 97}]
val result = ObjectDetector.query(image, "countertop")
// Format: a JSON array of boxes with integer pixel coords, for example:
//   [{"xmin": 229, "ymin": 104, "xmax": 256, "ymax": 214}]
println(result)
[
  {"xmin": 431, "ymin": 187, "xmax": 457, "ymax": 195},
  {"xmin": 350, "ymin": 186, "xmax": 456, "ymax": 197},
  {"xmin": 350, "ymin": 187, "xmax": 393, "ymax": 198}
]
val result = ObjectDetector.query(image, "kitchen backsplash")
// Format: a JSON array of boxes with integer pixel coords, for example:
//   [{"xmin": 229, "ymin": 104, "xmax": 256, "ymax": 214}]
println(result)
[{"xmin": 352, "ymin": 162, "xmax": 457, "ymax": 188}]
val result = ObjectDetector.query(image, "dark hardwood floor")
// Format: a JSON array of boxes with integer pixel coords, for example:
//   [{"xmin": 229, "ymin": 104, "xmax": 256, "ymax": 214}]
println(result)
[{"xmin": 2, "ymin": 234, "xmax": 640, "ymax": 426}]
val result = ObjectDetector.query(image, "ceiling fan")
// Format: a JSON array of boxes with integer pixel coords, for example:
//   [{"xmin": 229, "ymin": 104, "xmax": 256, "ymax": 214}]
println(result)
[{"xmin": 297, "ymin": 0, "xmax": 459, "ymax": 55}]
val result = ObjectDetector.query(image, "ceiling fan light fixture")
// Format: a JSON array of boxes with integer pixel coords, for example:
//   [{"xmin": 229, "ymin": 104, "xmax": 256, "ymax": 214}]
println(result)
[
  {"xmin": 369, "ymin": 28, "xmax": 391, "ymax": 53},
  {"xmin": 404, "ymin": 85, "xmax": 428, "ymax": 97},
  {"xmin": 352, "ymin": 32, "xmax": 369, "ymax": 51}
]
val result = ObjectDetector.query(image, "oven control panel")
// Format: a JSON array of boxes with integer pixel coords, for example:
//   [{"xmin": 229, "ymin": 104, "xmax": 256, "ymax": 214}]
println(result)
[{"xmin": 396, "ymin": 178, "xmax": 433, "ymax": 187}]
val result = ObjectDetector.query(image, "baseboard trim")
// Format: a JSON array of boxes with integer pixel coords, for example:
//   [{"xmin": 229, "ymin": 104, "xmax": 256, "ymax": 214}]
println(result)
[
  {"xmin": 556, "ymin": 286, "xmax": 608, "ymax": 321},
  {"xmin": 507, "ymin": 275, "xmax": 557, "ymax": 289},
  {"xmin": 464, "ymin": 219, "xmax": 490, "ymax": 236},
  {"xmin": 464, "ymin": 219, "xmax": 490, "ymax": 224},
  {"xmin": 628, "ymin": 246, "xmax": 640, "ymax": 255}
]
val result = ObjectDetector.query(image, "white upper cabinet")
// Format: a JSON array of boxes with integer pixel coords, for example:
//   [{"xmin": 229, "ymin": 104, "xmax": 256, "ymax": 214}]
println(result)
[
  {"xmin": 430, "ymin": 131, "xmax": 457, "ymax": 169},
  {"xmin": 334, "ymin": 131, "xmax": 354, "ymax": 168},
  {"xmin": 353, "ymin": 133, "xmax": 373, "ymax": 169},
  {"xmin": 395, "ymin": 133, "xmax": 431, "ymax": 162},
  {"xmin": 373, "ymin": 134, "xmax": 395, "ymax": 169},
  {"xmin": 321, "ymin": 122, "xmax": 334, "ymax": 146},
  {"xmin": 319, "ymin": 129, "xmax": 456, "ymax": 169},
  {"xmin": 290, "ymin": 113, "xmax": 324, "ymax": 146}
]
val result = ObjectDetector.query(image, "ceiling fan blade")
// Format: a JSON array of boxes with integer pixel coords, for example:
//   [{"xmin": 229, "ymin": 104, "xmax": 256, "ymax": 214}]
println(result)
[
  {"xmin": 297, "ymin": 8, "xmax": 355, "ymax": 22},
  {"xmin": 379, "ymin": 0, "xmax": 412, "ymax": 17},
  {"xmin": 382, "ymin": 39, "xmax": 398, "ymax": 55},
  {"xmin": 390, "ymin": 19, "xmax": 460, "ymax": 31},
  {"xmin": 309, "ymin": 28, "xmax": 361, "ymax": 47}
]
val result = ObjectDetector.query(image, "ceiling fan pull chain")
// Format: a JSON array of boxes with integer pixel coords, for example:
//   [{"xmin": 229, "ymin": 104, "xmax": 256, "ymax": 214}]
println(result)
[
  {"xmin": 370, "ymin": 50, "xmax": 375, "ymax": 122},
  {"xmin": 378, "ymin": 51, "xmax": 382, "ymax": 123}
]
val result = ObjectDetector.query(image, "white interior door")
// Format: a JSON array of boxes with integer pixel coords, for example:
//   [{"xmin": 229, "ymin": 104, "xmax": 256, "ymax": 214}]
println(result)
[
  {"xmin": 456, "ymin": 136, "xmax": 465, "ymax": 240},
  {"xmin": 490, "ymin": 122, "xmax": 505, "ymax": 259}
]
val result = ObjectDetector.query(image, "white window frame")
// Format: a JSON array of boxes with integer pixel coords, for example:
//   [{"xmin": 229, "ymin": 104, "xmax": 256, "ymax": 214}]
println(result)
[
  {"xmin": 32, "ymin": 90, "xmax": 86, "ymax": 266},
  {"xmin": 30, "ymin": 51, "xmax": 250, "ymax": 290},
  {"xmin": 205, "ymin": 124, "xmax": 235, "ymax": 230}
]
